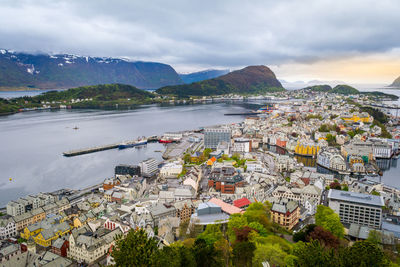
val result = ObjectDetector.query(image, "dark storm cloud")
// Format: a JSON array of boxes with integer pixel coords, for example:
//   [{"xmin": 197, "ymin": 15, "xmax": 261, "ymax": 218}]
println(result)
[{"xmin": 0, "ymin": 0, "xmax": 399, "ymax": 69}]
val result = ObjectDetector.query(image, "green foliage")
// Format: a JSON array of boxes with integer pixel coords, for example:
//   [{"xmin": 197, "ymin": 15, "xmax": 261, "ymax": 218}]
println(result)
[
  {"xmin": 192, "ymin": 238, "xmax": 221, "ymax": 267},
  {"xmin": 306, "ymin": 114, "xmax": 323, "ymax": 121},
  {"xmin": 304, "ymin": 84, "xmax": 332, "ymax": 92},
  {"xmin": 253, "ymin": 243, "xmax": 288, "ymax": 267},
  {"xmin": 315, "ymin": 205, "xmax": 345, "ymax": 238},
  {"xmin": 155, "ymin": 244, "xmax": 196, "ymax": 267},
  {"xmin": 112, "ymin": 228, "xmax": 159, "ymax": 267},
  {"xmin": 183, "ymin": 153, "xmax": 191, "ymax": 164},
  {"xmin": 330, "ymin": 85, "xmax": 359, "ymax": 95},
  {"xmin": 227, "ymin": 214, "xmax": 248, "ymax": 242},
  {"xmin": 248, "ymin": 222, "xmax": 268, "ymax": 237},
  {"xmin": 326, "ymin": 133, "xmax": 337, "ymax": 146},
  {"xmin": 371, "ymin": 190, "xmax": 381, "ymax": 196},
  {"xmin": 292, "ymin": 240, "xmax": 342, "ymax": 267},
  {"xmin": 344, "ymin": 240, "xmax": 389, "ymax": 267},
  {"xmin": 203, "ymin": 148, "xmax": 213, "ymax": 158},
  {"xmin": 360, "ymin": 106, "xmax": 388, "ymax": 124},
  {"xmin": 232, "ymin": 241, "xmax": 256, "ymax": 267},
  {"xmin": 197, "ymin": 224, "xmax": 224, "ymax": 246}
]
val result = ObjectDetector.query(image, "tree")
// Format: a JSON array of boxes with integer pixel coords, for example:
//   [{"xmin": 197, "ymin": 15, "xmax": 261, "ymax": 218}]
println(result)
[
  {"xmin": 344, "ymin": 240, "xmax": 389, "ymax": 267},
  {"xmin": 192, "ymin": 238, "xmax": 220, "ymax": 267},
  {"xmin": 306, "ymin": 226, "xmax": 340, "ymax": 249},
  {"xmin": 253, "ymin": 243, "xmax": 288, "ymax": 267},
  {"xmin": 371, "ymin": 190, "xmax": 381, "ymax": 196},
  {"xmin": 112, "ymin": 228, "xmax": 159, "ymax": 267},
  {"xmin": 183, "ymin": 153, "xmax": 191, "ymax": 164},
  {"xmin": 315, "ymin": 205, "xmax": 344, "ymax": 238},
  {"xmin": 227, "ymin": 214, "xmax": 248, "ymax": 242},
  {"xmin": 197, "ymin": 224, "xmax": 224, "ymax": 246},
  {"xmin": 367, "ymin": 230, "xmax": 383, "ymax": 246},
  {"xmin": 248, "ymin": 222, "xmax": 268, "ymax": 237},
  {"xmin": 154, "ymin": 244, "xmax": 196, "ymax": 267},
  {"xmin": 232, "ymin": 241, "xmax": 256, "ymax": 267},
  {"xmin": 203, "ymin": 148, "xmax": 212, "ymax": 158},
  {"xmin": 292, "ymin": 240, "xmax": 341, "ymax": 267},
  {"xmin": 329, "ymin": 182, "xmax": 342, "ymax": 190}
]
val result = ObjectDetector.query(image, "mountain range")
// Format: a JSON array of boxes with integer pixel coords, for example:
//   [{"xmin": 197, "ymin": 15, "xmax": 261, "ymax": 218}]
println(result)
[
  {"xmin": 179, "ymin": 69, "xmax": 230, "ymax": 83},
  {"xmin": 157, "ymin": 65, "xmax": 284, "ymax": 96},
  {"xmin": 389, "ymin": 76, "xmax": 400, "ymax": 87},
  {"xmin": 0, "ymin": 49, "xmax": 183, "ymax": 90}
]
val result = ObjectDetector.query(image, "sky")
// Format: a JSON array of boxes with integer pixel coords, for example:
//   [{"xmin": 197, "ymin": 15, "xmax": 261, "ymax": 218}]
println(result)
[{"xmin": 0, "ymin": 0, "xmax": 399, "ymax": 84}]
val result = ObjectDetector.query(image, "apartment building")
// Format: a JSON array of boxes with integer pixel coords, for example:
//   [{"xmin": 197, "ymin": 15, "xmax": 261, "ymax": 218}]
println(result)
[{"xmin": 328, "ymin": 189, "xmax": 384, "ymax": 229}]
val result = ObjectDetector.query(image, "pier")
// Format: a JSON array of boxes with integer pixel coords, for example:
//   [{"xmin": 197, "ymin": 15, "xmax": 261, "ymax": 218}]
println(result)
[
  {"xmin": 63, "ymin": 143, "xmax": 121, "ymax": 157},
  {"xmin": 63, "ymin": 135, "xmax": 162, "ymax": 157}
]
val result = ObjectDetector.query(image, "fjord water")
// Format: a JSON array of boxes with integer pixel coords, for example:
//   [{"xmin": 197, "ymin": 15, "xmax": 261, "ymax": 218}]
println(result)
[{"xmin": 0, "ymin": 103, "xmax": 249, "ymax": 206}]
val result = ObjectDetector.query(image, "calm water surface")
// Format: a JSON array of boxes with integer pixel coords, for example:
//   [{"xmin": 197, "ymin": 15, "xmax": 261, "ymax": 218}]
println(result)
[{"xmin": 0, "ymin": 103, "xmax": 250, "ymax": 206}]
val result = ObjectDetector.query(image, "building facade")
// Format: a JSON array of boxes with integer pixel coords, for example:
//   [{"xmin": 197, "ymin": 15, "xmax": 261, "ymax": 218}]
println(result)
[
  {"xmin": 204, "ymin": 128, "xmax": 231, "ymax": 149},
  {"xmin": 328, "ymin": 189, "xmax": 384, "ymax": 229}
]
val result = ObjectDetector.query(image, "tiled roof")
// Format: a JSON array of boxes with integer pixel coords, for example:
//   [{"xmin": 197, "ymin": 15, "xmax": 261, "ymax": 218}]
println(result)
[
  {"xmin": 233, "ymin": 197, "xmax": 251, "ymax": 208},
  {"xmin": 209, "ymin": 198, "xmax": 242, "ymax": 215}
]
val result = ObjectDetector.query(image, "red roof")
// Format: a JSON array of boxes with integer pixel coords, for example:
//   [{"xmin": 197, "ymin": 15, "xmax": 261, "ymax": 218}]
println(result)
[
  {"xmin": 209, "ymin": 198, "xmax": 243, "ymax": 215},
  {"xmin": 300, "ymin": 178, "xmax": 310, "ymax": 186},
  {"xmin": 233, "ymin": 197, "xmax": 251, "ymax": 208}
]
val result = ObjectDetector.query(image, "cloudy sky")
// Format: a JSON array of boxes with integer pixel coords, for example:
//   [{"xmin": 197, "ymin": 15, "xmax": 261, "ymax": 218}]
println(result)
[{"xmin": 0, "ymin": 0, "xmax": 399, "ymax": 84}]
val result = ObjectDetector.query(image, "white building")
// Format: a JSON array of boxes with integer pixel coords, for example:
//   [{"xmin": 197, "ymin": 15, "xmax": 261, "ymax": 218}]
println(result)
[
  {"xmin": 160, "ymin": 161, "xmax": 183, "ymax": 178},
  {"xmin": 0, "ymin": 216, "xmax": 17, "ymax": 239},
  {"xmin": 232, "ymin": 138, "xmax": 251, "ymax": 153},
  {"xmin": 163, "ymin": 132, "xmax": 183, "ymax": 141},
  {"xmin": 328, "ymin": 189, "xmax": 384, "ymax": 229},
  {"xmin": 139, "ymin": 158, "xmax": 158, "ymax": 177}
]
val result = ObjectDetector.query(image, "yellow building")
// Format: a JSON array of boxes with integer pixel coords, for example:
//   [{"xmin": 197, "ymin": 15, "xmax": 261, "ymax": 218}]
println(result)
[
  {"xmin": 21, "ymin": 223, "xmax": 42, "ymax": 239},
  {"xmin": 341, "ymin": 112, "xmax": 372, "ymax": 123},
  {"xmin": 295, "ymin": 143, "xmax": 320, "ymax": 156},
  {"xmin": 32, "ymin": 222, "xmax": 71, "ymax": 247}
]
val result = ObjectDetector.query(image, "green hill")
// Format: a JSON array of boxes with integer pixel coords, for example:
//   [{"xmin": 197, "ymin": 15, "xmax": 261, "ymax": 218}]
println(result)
[
  {"xmin": 330, "ymin": 85, "xmax": 359, "ymax": 95},
  {"xmin": 156, "ymin": 65, "xmax": 284, "ymax": 97},
  {"xmin": 0, "ymin": 84, "xmax": 155, "ymax": 114}
]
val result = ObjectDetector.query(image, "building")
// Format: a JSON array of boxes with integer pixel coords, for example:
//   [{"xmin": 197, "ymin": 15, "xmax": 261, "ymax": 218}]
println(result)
[
  {"xmin": 204, "ymin": 127, "xmax": 231, "ymax": 149},
  {"xmin": 174, "ymin": 200, "xmax": 197, "ymax": 222},
  {"xmin": 233, "ymin": 197, "xmax": 251, "ymax": 209},
  {"xmin": 139, "ymin": 158, "xmax": 158, "ymax": 177},
  {"xmin": 317, "ymin": 147, "xmax": 347, "ymax": 172},
  {"xmin": 190, "ymin": 202, "xmax": 230, "ymax": 228},
  {"xmin": 51, "ymin": 237, "xmax": 69, "ymax": 257},
  {"xmin": 147, "ymin": 203, "xmax": 176, "ymax": 227},
  {"xmin": 207, "ymin": 167, "xmax": 244, "ymax": 194},
  {"xmin": 6, "ymin": 194, "xmax": 55, "ymax": 216},
  {"xmin": 341, "ymin": 112, "xmax": 372, "ymax": 123},
  {"xmin": 295, "ymin": 141, "xmax": 320, "ymax": 157},
  {"xmin": 115, "ymin": 164, "xmax": 141, "ymax": 176},
  {"xmin": 328, "ymin": 189, "xmax": 384, "ymax": 229},
  {"xmin": 232, "ymin": 138, "xmax": 251, "ymax": 153},
  {"xmin": 271, "ymin": 200, "xmax": 300, "ymax": 230},
  {"xmin": 160, "ymin": 161, "xmax": 183, "ymax": 178},
  {"xmin": 163, "ymin": 132, "xmax": 183, "ymax": 141},
  {"xmin": 68, "ymin": 227, "xmax": 122, "ymax": 264},
  {"xmin": 0, "ymin": 216, "xmax": 17, "ymax": 239}
]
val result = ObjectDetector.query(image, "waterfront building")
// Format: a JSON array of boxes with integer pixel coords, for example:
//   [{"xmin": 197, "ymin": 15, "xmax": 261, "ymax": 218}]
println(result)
[
  {"xmin": 294, "ymin": 141, "xmax": 320, "ymax": 157},
  {"xmin": 341, "ymin": 141, "xmax": 374, "ymax": 162},
  {"xmin": 317, "ymin": 147, "xmax": 347, "ymax": 172},
  {"xmin": 327, "ymin": 189, "xmax": 384, "ymax": 229},
  {"xmin": 204, "ymin": 127, "xmax": 231, "ymax": 149},
  {"xmin": 115, "ymin": 164, "xmax": 141, "ymax": 176},
  {"xmin": 271, "ymin": 200, "xmax": 300, "ymax": 230},
  {"xmin": 163, "ymin": 132, "xmax": 183, "ymax": 141},
  {"xmin": 139, "ymin": 158, "xmax": 158, "ymax": 177}
]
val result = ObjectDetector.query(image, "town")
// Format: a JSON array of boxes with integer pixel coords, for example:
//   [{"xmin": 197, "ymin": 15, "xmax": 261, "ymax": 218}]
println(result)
[{"xmin": 1, "ymin": 89, "xmax": 400, "ymax": 266}]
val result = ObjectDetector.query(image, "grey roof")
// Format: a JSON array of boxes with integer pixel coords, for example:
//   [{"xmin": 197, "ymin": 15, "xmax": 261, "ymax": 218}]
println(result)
[
  {"xmin": 190, "ymin": 212, "xmax": 230, "ymax": 225},
  {"xmin": 328, "ymin": 189, "xmax": 384, "ymax": 207},
  {"xmin": 271, "ymin": 201, "xmax": 298, "ymax": 214}
]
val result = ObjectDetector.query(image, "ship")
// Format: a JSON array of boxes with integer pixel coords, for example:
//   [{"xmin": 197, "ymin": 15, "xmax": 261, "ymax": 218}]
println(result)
[
  {"xmin": 159, "ymin": 139, "xmax": 173, "ymax": 143},
  {"xmin": 118, "ymin": 138, "xmax": 148, "ymax": 149}
]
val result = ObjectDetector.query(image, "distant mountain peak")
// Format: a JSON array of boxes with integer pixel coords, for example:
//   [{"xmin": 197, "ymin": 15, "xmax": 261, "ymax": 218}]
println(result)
[
  {"xmin": 0, "ymin": 49, "xmax": 183, "ymax": 89},
  {"xmin": 389, "ymin": 76, "xmax": 400, "ymax": 87},
  {"xmin": 158, "ymin": 65, "xmax": 284, "ymax": 96}
]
